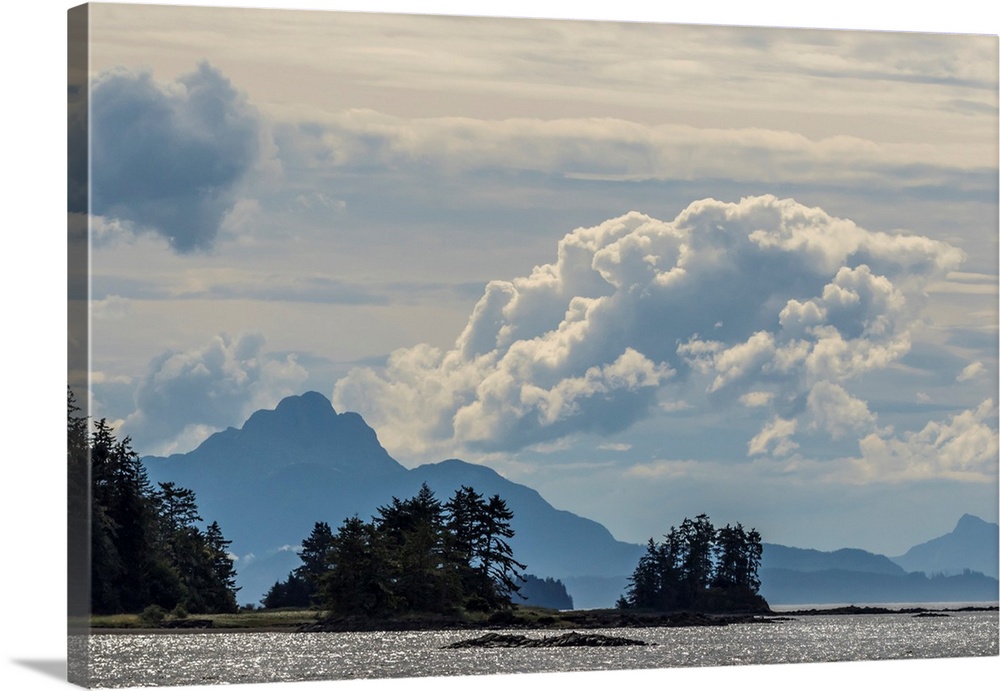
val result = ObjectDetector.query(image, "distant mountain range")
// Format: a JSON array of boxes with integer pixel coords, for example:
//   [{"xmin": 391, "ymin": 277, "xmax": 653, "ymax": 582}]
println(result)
[
  {"xmin": 891, "ymin": 513, "xmax": 998, "ymax": 579},
  {"xmin": 143, "ymin": 392, "xmax": 999, "ymax": 609},
  {"xmin": 144, "ymin": 391, "xmax": 642, "ymax": 609},
  {"xmin": 759, "ymin": 525, "xmax": 999, "ymax": 605}
]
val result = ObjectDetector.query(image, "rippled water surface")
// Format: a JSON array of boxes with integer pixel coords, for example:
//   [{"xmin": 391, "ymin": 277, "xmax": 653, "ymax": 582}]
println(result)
[{"xmin": 84, "ymin": 612, "xmax": 999, "ymax": 688}]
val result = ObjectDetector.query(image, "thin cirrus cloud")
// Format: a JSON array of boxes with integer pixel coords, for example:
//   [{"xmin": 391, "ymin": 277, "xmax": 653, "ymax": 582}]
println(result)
[
  {"xmin": 89, "ymin": 273, "xmax": 389, "ymax": 306},
  {"xmin": 88, "ymin": 62, "xmax": 264, "ymax": 253},
  {"xmin": 276, "ymin": 109, "xmax": 994, "ymax": 191},
  {"xmin": 332, "ymin": 194, "xmax": 983, "ymax": 469}
]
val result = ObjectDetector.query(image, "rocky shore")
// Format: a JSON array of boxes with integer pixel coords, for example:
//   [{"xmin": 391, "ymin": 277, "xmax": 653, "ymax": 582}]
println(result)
[{"xmin": 777, "ymin": 604, "xmax": 998, "ymax": 616}]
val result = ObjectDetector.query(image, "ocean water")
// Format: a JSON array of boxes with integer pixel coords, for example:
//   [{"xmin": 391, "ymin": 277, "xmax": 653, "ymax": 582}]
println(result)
[{"xmin": 82, "ymin": 611, "xmax": 999, "ymax": 688}]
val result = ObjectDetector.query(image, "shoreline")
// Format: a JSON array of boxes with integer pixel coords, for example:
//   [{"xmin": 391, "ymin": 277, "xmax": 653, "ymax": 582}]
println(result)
[
  {"xmin": 89, "ymin": 626, "xmax": 304, "ymax": 635},
  {"xmin": 87, "ymin": 603, "xmax": 997, "ymax": 635}
]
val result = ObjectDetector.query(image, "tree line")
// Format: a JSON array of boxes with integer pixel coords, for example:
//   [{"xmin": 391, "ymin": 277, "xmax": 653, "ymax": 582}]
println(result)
[
  {"xmin": 263, "ymin": 483, "xmax": 527, "ymax": 617},
  {"xmin": 617, "ymin": 513, "xmax": 765, "ymax": 612},
  {"xmin": 68, "ymin": 389, "xmax": 239, "ymax": 615}
]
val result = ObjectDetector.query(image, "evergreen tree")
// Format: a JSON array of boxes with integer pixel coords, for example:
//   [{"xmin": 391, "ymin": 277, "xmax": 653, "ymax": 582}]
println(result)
[
  {"xmin": 443, "ymin": 485, "xmax": 486, "ymax": 607},
  {"xmin": 320, "ymin": 516, "xmax": 395, "ymax": 617},
  {"xmin": 518, "ymin": 575, "xmax": 573, "ymax": 610},
  {"xmin": 296, "ymin": 522, "xmax": 335, "ymax": 583},
  {"xmin": 443, "ymin": 487, "xmax": 525, "ymax": 611},
  {"xmin": 624, "ymin": 539, "xmax": 662, "ymax": 609},
  {"xmin": 303, "ymin": 485, "xmax": 527, "ymax": 618},
  {"xmin": 70, "ymin": 394, "xmax": 239, "ymax": 615},
  {"xmin": 68, "ymin": 388, "xmax": 91, "ymax": 619},
  {"xmin": 678, "ymin": 514, "xmax": 715, "ymax": 600},
  {"xmin": 713, "ymin": 523, "xmax": 762, "ymax": 593},
  {"xmin": 200, "ymin": 521, "xmax": 240, "ymax": 613},
  {"xmin": 619, "ymin": 514, "xmax": 764, "ymax": 613},
  {"xmin": 261, "ymin": 573, "xmax": 311, "ymax": 609},
  {"xmin": 475, "ymin": 495, "xmax": 526, "ymax": 609},
  {"xmin": 375, "ymin": 483, "xmax": 457, "ymax": 613},
  {"xmin": 260, "ymin": 522, "xmax": 335, "ymax": 609}
]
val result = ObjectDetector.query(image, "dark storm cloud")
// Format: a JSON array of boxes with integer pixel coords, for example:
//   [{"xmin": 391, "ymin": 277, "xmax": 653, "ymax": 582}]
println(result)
[{"xmin": 90, "ymin": 62, "xmax": 261, "ymax": 252}]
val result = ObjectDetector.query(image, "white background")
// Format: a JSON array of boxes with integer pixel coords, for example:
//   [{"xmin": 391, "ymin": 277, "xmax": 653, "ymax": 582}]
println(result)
[{"xmin": 2, "ymin": 1, "xmax": 997, "ymax": 690}]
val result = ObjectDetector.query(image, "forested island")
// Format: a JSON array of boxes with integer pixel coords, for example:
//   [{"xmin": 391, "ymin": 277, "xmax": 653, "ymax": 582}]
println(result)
[
  {"xmin": 617, "ymin": 515, "xmax": 770, "ymax": 613},
  {"xmin": 265, "ymin": 483, "xmax": 528, "ymax": 625}
]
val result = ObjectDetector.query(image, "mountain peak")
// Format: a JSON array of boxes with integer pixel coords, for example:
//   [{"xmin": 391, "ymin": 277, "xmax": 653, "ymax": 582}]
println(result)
[
  {"xmin": 242, "ymin": 391, "xmax": 337, "ymax": 434},
  {"xmin": 890, "ymin": 514, "xmax": 998, "ymax": 579},
  {"xmin": 955, "ymin": 514, "xmax": 990, "ymax": 531},
  {"xmin": 147, "ymin": 391, "xmax": 404, "ymax": 482},
  {"xmin": 270, "ymin": 390, "xmax": 337, "ymax": 418}
]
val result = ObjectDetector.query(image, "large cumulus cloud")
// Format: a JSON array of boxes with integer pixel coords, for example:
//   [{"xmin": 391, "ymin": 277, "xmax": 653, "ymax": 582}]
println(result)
[
  {"xmin": 90, "ymin": 62, "xmax": 262, "ymax": 252},
  {"xmin": 333, "ymin": 195, "xmax": 978, "ymax": 461}
]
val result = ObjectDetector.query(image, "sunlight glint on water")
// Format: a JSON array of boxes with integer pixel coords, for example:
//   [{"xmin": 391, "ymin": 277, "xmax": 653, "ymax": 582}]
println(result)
[{"xmin": 85, "ymin": 613, "xmax": 999, "ymax": 688}]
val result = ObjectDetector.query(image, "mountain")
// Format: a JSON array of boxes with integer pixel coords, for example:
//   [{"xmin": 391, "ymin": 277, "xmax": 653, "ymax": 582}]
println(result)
[
  {"xmin": 759, "ymin": 568, "xmax": 998, "ymax": 605},
  {"xmin": 144, "ymin": 392, "xmax": 410, "ymax": 585},
  {"xmin": 143, "ymin": 392, "xmax": 642, "ymax": 607},
  {"xmin": 758, "ymin": 520, "xmax": 999, "ymax": 605},
  {"xmin": 890, "ymin": 514, "xmax": 999, "ymax": 579},
  {"xmin": 761, "ymin": 544, "xmax": 907, "ymax": 576},
  {"xmin": 142, "ymin": 391, "xmax": 999, "ymax": 610}
]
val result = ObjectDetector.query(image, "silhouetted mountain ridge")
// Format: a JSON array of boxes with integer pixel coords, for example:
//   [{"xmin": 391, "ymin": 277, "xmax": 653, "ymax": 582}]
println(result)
[
  {"xmin": 759, "ymin": 515, "xmax": 999, "ymax": 604},
  {"xmin": 143, "ymin": 391, "xmax": 997, "ymax": 608},
  {"xmin": 761, "ymin": 544, "xmax": 907, "ymax": 576},
  {"xmin": 143, "ymin": 392, "xmax": 642, "ymax": 607},
  {"xmin": 178, "ymin": 390, "xmax": 403, "ymax": 479},
  {"xmin": 891, "ymin": 513, "xmax": 999, "ymax": 579}
]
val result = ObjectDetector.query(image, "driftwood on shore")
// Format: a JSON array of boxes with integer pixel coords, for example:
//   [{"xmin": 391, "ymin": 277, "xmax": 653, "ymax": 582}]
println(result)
[{"xmin": 444, "ymin": 631, "xmax": 649, "ymax": 649}]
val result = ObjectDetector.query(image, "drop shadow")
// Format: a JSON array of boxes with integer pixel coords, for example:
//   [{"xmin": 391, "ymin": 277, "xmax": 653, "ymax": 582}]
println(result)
[{"xmin": 11, "ymin": 659, "xmax": 66, "ymax": 681}]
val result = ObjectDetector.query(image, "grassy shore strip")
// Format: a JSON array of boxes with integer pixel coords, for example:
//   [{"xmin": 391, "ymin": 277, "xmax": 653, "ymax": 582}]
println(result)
[
  {"xmin": 90, "ymin": 603, "xmax": 998, "ymax": 634},
  {"xmin": 89, "ymin": 609, "xmax": 325, "ymax": 632},
  {"xmin": 89, "ymin": 606, "xmax": 771, "ymax": 633},
  {"xmin": 298, "ymin": 607, "xmax": 775, "ymax": 632}
]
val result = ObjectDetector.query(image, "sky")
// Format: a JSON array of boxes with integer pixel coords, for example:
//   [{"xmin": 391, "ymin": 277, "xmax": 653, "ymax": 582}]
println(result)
[
  {"xmin": 3, "ymin": 3, "xmax": 998, "ymax": 691},
  {"xmin": 67, "ymin": 1, "xmax": 1000, "ymax": 558}
]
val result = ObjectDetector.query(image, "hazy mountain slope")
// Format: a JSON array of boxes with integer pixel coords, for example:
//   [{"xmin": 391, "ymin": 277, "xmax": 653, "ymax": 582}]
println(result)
[
  {"xmin": 144, "ymin": 392, "xmax": 410, "ymax": 602},
  {"xmin": 761, "ymin": 544, "xmax": 907, "ymax": 575},
  {"xmin": 759, "ymin": 518, "xmax": 999, "ymax": 605},
  {"xmin": 759, "ymin": 568, "xmax": 998, "ymax": 605},
  {"xmin": 143, "ymin": 392, "xmax": 642, "ymax": 606},
  {"xmin": 890, "ymin": 514, "xmax": 999, "ymax": 579},
  {"xmin": 141, "ymin": 391, "xmax": 998, "ymax": 609}
]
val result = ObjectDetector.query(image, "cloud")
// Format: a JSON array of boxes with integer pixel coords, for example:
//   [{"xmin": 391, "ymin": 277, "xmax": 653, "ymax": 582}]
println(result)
[
  {"xmin": 957, "ymin": 361, "xmax": 986, "ymax": 382},
  {"xmin": 740, "ymin": 391, "xmax": 774, "ymax": 408},
  {"xmin": 277, "ymin": 109, "xmax": 993, "ymax": 191},
  {"xmin": 90, "ymin": 62, "xmax": 263, "ymax": 252},
  {"xmin": 120, "ymin": 333, "xmax": 308, "ymax": 455},
  {"xmin": 90, "ymin": 271, "xmax": 388, "ymax": 306},
  {"xmin": 806, "ymin": 381, "xmax": 878, "ymax": 439},
  {"xmin": 849, "ymin": 400, "xmax": 999, "ymax": 483},
  {"xmin": 748, "ymin": 417, "xmax": 799, "ymax": 457},
  {"xmin": 333, "ymin": 195, "xmax": 965, "ymax": 460}
]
